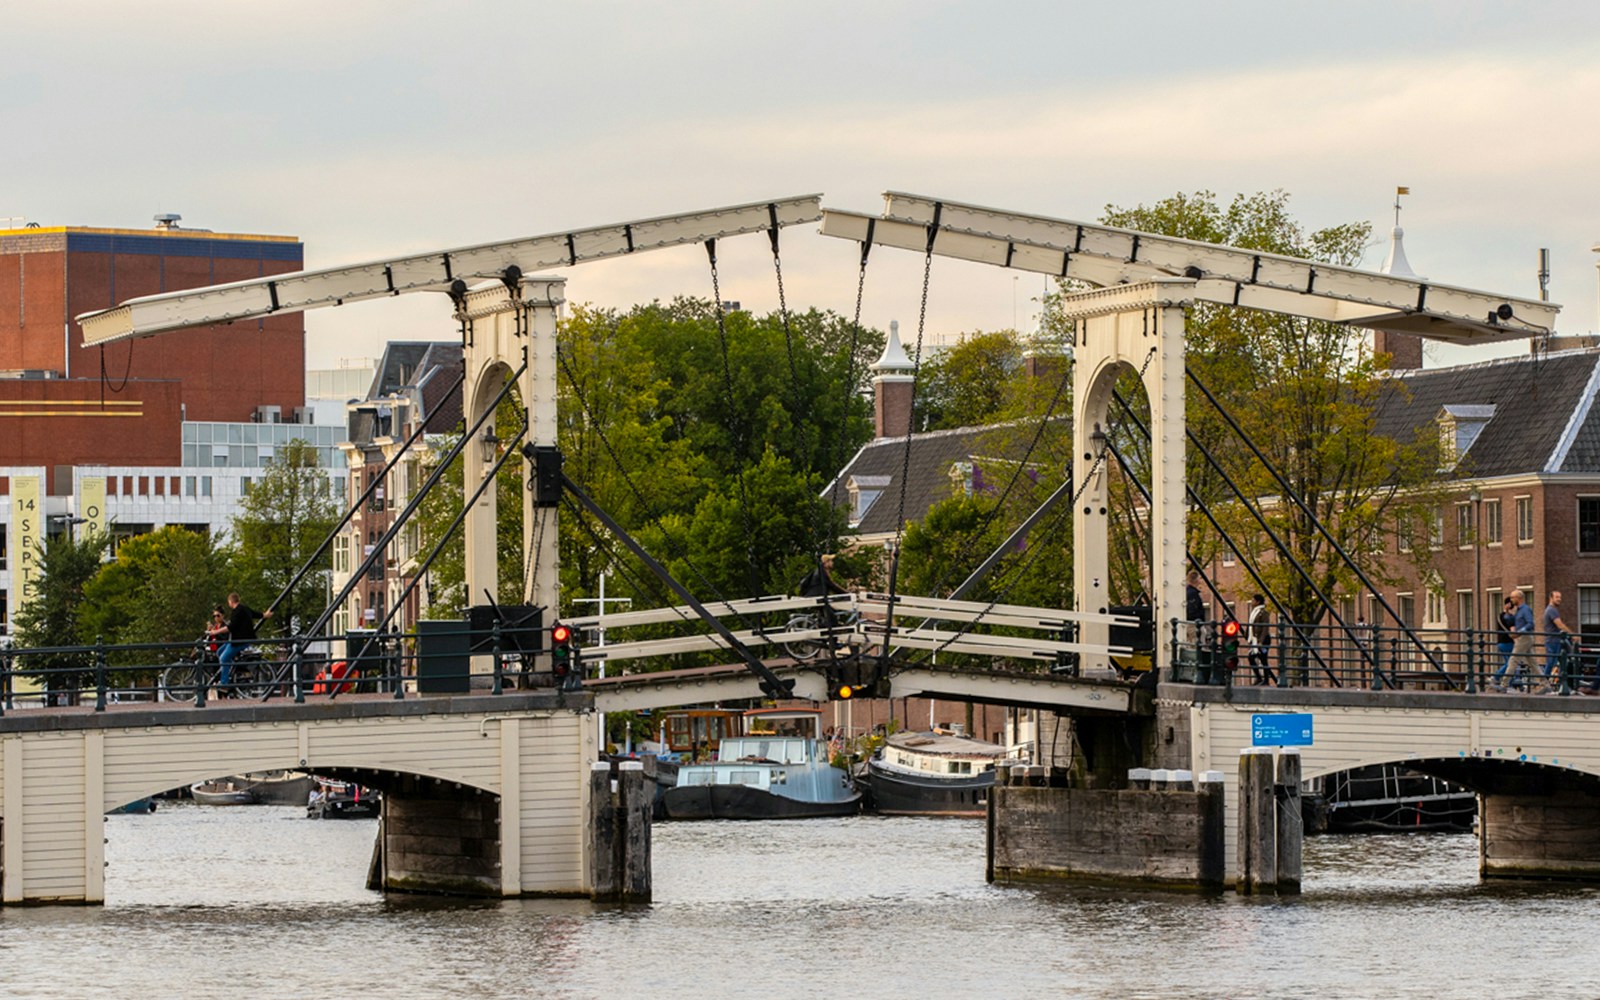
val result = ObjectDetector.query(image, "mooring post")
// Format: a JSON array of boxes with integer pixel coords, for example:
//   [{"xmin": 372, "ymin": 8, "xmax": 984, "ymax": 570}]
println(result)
[
  {"xmin": 617, "ymin": 760, "xmax": 653, "ymax": 902},
  {"xmin": 1274, "ymin": 748, "xmax": 1303, "ymax": 894},
  {"xmin": 1237, "ymin": 748, "xmax": 1277, "ymax": 894},
  {"xmin": 588, "ymin": 761, "xmax": 618, "ymax": 899}
]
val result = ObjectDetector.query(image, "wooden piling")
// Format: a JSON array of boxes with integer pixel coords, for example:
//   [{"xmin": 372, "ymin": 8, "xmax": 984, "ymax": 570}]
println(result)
[
  {"xmin": 1237, "ymin": 748, "xmax": 1277, "ymax": 894},
  {"xmin": 588, "ymin": 760, "xmax": 653, "ymax": 902},
  {"xmin": 1274, "ymin": 749, "xmax": 1303, "ymax": 894}
]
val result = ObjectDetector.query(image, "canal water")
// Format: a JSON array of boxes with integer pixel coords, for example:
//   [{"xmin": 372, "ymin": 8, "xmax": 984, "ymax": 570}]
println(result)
[{"xmin": 2, "ymin": 804, "xmax": 1597, "ymax": 998}]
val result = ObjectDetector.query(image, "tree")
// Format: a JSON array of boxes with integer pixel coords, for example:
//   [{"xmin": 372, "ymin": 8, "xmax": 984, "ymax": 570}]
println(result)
[
  {"xmin": 9, "ymin": 530, "xmax": 113, "ymax": 702},
  {"xmin": 913, "ymin": 330, "xmax": 1026, "ymax": 431},
  {"xmin": 1087, "ymin": 190, "xmax": 1444, "ymax": 623},
  {"xmin": 78, "ymin": 526, "xmax": 232, "ymax": 654},
  {"xmin": 230, "ymin": 439, "xmax": 340, "ymax": 633}
]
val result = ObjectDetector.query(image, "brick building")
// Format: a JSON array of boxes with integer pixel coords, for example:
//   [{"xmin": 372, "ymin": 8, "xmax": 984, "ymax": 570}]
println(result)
[{"xmin": 0, "ymin": 215, "xmax": 336, "ymax": 635}]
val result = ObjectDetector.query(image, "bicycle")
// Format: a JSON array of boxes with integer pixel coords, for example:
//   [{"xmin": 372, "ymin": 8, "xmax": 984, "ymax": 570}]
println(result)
[
  {"xmin": 160, "ymin": 641, "xmax": 273, "ymax": 701},
  {"xmin": 782, "ymin": 606, "xmax": 863, "ymax": 661}
]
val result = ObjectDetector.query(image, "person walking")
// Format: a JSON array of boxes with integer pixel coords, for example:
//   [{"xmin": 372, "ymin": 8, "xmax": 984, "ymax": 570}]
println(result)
[
  {"xmin": 218, "ymin": 592, "xmax": 272, "ymax": 690},
  {"xmin": 1490, "ymin": 597, "xmax": 1517, "ymax": 691},
  {"xmin": 1503, "ymin": 589, "xmax": 1537, "ymax": 692},
  {"xmin": 1246, "ymin": 594, "xmax": 1272, "ymax": 685},
  {"xmin": 1540, "ymin": 591, "xmax": 1575, "ymax": 693}
]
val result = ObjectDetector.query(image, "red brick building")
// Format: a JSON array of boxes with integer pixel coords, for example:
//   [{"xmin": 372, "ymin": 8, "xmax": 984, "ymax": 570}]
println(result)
[{"xmin": 0, "ymin": 218, "xmax": 305, "ymax": 471}]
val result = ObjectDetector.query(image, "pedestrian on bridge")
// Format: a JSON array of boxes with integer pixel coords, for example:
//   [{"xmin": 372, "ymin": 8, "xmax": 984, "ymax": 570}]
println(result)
[
  {"xmin": 1498, "ymin": 589, "xmax": 1537, "ymax": 693},
  {"xmin": 1246, "ymin": 594, "xmax": 1273, "ymax": 685},
  {"xmin": 1491, "ymin": 597, "xmax": 1517, "ymax": 690},
  {"xmin": 1542, "ymin": 591, "xmax": 1575, "ymax": 691},
  {"xmin": 219, "ymin": 592, "xmax": 271, "ymax": 689}
]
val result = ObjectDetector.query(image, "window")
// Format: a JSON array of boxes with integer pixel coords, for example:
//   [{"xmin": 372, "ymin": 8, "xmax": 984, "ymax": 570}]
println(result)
[
  {"xmin": 1429, "ymin": 509, "xmax": 1444, "ymax": 550},
  {"xmin": 201, "ymin": 476, "xmax": 213, "ymax": 497},
  {"xmin": 185, "ymin": 476, "xmax": 197, "ymax": 498},
  {"xmin": 1484, "ymin": 499, "xmax": 1502, "ymax": 545},
  {"xmin": 1424, "ymin": 577, "xmax": 1446, "ymax": 627},
  {"xmin": 1397, "ymin": 593, "xmax": 1417, "ymax": 629},
  {"xmin": 1457, "ymin": 591, "xmax": 1475, "ymax": 634},
  {"xmin": 1398, "ymin": 519, "xmax": 1412, "ymax": 554},
  {"xmin": 1578, "ymin": 586, "xmax": 1600, "ymax": 641},
  {"xmin": 1457, "ymin": 503, "xmax": 1473, "ymax": 548},
  {"xmin": 333, "ymin": 535, "xmax": 350, "ymax": 575},
  {"xmin": 1222, "ymin": 545, "xmax": 1236, "ymax": 567},
  {"xmin": 0, "ymin": 524, "xmax": 6, "ymax": 571},
  {"xmin": 1516, "ymin": 496, "xmax": 1534, "ymax": 544},
  {"xmin": 1579, "ymin": 497, "xmax": 1600, "ymax": 554}
]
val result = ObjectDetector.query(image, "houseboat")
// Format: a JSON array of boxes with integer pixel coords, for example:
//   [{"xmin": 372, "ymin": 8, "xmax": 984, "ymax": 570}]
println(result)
[
  {"xmin": 861, "ymin": 727, "xmax": 1020, "ymax": 817},
  {"xmin": 661, "ymin": 708, "xmax": 860, "ymax": 820}
]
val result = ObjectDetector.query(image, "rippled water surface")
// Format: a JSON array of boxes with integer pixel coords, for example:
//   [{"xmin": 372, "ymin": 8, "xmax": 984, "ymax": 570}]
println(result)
[{"xmin": 2, "ymin": 804, "xmax": 1597, "ymax": 999}]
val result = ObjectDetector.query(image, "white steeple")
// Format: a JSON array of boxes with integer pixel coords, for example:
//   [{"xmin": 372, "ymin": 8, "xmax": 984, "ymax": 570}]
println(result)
[
  {"xmin": 871, "ymin": 320, "xmax": 914, "ymax": 377},
  {"xmin": 1381, "ymin": 226, "xmax": 1418, "ymax": 278}
]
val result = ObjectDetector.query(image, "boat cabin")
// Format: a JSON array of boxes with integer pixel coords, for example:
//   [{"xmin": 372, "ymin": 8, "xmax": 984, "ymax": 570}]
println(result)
[{"xmin": 658, "ymin": 709, "xmax": 742, "ymax": 757}]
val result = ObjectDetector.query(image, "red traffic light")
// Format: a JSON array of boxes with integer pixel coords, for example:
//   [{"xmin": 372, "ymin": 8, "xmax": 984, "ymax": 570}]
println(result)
[
  {"xmin": 552, "ymin": 624, "xmax": 573, "ymax": 644},
  {"xmin": 1222, "ymin": 619, "xmax": 1242, "ymax": 638}
]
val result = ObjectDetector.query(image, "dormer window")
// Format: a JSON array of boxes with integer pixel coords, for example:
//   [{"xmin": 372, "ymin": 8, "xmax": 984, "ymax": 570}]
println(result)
[
  {"xmin": 949, "ymin": 461, "xmax": 974, "ymax": 497},
  {"xmin": 1437, "ymin": 404, "xmax": 1495, "ymax": 470},
  {"xmin": 846, "ymin": 475, "xmax": 890, "ymax": 527}
]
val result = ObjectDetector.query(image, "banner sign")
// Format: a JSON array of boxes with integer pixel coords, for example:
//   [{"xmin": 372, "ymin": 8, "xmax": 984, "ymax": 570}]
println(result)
[{"xmin": 11, "ymin": 475, "xmax": 43, "ymax": 613}]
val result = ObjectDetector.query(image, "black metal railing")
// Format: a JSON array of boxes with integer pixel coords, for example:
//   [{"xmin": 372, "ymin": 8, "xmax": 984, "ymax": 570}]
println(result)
[
  {"xmin": 1169, "ymin": 617, "xmax": 1598, "ymax": 695},
  {"xmin": 0, "ymin": 620, "xmax": 562, "ymax": 717}
]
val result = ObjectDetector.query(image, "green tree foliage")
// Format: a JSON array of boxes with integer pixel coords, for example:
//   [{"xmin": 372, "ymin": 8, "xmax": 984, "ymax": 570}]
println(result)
[
  {"xmin": 913, "ymin": 330, "xmax": 1026, "ymax": 431},
  {"xmin": 413, "ymin": 300, "xmax": 881, "ymax": 664},
  {"xmin": 230, "ymin": 439, "xmax": 340, "ymax": 632},
  {"xmin": 9, "ymin": 530, "xmax": 113, "ymax": 698},
  {"xmin": 78, "ymin": 526, "xmax": 232, "ymax": 655},
  {"xmin": 1081, "ymin": 190, "xmax": 1443, "ymax": 623}
]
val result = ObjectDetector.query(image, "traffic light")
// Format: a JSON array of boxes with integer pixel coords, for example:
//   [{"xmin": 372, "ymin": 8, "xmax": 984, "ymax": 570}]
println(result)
[
  {"xmin": 1221, "ymin": 618, "xmax": 1242, "ymax": 673},
  {"xmin": 827, "ymin": 662, "xmax": 862, "ymax": 701},
  {"xmin": 550, "ymin": 622, "xmax": 581, "ymax": 690}
]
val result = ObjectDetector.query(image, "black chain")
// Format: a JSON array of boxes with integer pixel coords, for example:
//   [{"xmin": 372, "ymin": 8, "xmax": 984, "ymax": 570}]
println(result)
[{"xmin": 705, "ymin": 240, "xmax": 761, "ymax": 597}]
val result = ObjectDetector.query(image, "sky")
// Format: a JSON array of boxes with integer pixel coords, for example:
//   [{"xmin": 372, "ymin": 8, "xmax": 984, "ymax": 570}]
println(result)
[{"xmin": 7, "ymin": 1, "xmax": 1600, "ymax": 371}]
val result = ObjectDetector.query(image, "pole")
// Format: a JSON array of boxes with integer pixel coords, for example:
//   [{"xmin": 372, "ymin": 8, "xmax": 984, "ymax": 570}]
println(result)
[{"xmin": 572, "ymin": 572, "xmax": 632, "ymax": 754}]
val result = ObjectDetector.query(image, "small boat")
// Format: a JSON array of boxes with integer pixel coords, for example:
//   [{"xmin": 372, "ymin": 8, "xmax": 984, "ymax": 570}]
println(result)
[
  {"xmin": 190, "ymin": 778, "xmax": 257, "ymax": 806},
  {"xmin": 240, "ymin": 770, "xmax": 317, "ymax": 805},
  {"xmin": 860, "ymin": 727, "xmax": 1021, "ymax": 817},
  {"xmin": 661, "ymin": 708, "xmax": 861, "ymax": 820},
  {"xmin": 307, "ymin": 778, "xmax": 381, "ymax": 819},
  {"xmin": 108, "ymin": 797, "xmax": 157, "ymax": 815}
]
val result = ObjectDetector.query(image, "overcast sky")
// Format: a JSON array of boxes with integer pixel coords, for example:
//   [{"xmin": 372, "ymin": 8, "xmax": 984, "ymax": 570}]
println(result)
[{"xmin": 8, "ymin": 1, "xmax": 1599, "ymax": 370}]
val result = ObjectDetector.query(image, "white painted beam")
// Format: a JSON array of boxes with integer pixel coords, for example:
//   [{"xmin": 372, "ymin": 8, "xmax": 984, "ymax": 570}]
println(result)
[
  {"xmin": 820, "ymin": 193, "xmax": 1561, "ymax": 344},
  {"xmin": 78, "ymin": 195, "xmax": 823, "ymax": 345}
]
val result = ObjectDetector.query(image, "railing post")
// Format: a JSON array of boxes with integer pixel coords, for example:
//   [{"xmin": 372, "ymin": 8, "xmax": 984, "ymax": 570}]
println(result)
[
  {"xmin": 1558, "ymin": 638, "xmax": 1574, "ymax": 696},
  {"xmin": 1274, "ymin": 621, "xmax": 1288, "ymax": 688},
  {"xmin": 94, "ymin": 635, "xmax": 108, "ymax": 712},
  {"xmin": 1, "ymin": 650, "xmax": 10, "ymax": 718},
  {"xmin": 491, "ymin": 619, "xmax": 503, "ymax": 696},
  {"xmin": 195, "ymin": 638, "xmax": 208, "ymax": 708},
  {"xmin": 394, "ymin": 631, "xmax": 408, "ymax": 700},
  {"xmin": 1464, "ymin": 629, "xmax": 1478, "ymax": 694},
  {"xmin": 293, "ymin": 634, "xmax": 306, "ymax": 704}
]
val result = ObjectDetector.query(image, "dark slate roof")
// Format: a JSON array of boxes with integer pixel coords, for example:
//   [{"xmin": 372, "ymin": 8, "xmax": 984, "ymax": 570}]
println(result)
[
  {"xmin": 347, "ymin": 341, "xmax": 463, "ymax": 446},
  {"xmin": 1374, "ymin": 348, "xmax": 1600, "ymax": 477},
  {"xmin": 367, "ymin": 342, "xmax": 442, "ymax": 399},
  {"xmin": 824, "ymin": 419, "xmax": 1069, "ymax": 535}
]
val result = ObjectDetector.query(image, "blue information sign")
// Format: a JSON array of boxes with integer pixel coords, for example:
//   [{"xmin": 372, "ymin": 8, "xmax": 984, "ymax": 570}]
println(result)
[{"xmin": 1251, "ymin": 713, "xmax": 1313, "ymax": 747}]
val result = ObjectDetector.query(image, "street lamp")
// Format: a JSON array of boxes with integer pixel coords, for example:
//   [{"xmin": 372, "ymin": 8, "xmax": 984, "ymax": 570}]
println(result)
[
  {"xmin": 1468, "ymin": 487, "xmax": 1483, "ymax": 635},
  {"xmin": 480, "ymin": 427, "xmax": 501, "ymax": 465},
  {"xmin": 1089, "ymin": 423, "xmax": 1109, "ymax": 461}
]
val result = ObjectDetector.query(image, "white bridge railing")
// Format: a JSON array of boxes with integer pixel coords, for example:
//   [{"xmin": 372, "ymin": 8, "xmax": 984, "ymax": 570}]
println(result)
[{"xmin": 565, "ymin": 592, "xmax": 1139, "ymax": 668}]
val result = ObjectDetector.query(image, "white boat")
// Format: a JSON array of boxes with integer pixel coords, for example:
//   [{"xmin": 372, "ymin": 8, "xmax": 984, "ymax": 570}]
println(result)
[
  {"xmin": 861, "ymin": 727, "xmax": 1021, "ymax": 817},
  {"xmin": 661, "ymin": 708, "xmax": 861, "ymax": 820},
  {"xmin": 190, "ymin": 778, "xmax": 256, "ymax": 806}
]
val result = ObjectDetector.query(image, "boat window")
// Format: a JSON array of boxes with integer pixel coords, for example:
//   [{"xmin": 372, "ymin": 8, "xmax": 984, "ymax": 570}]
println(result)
[
  {"xmin": 948, "ymin": 761, "xmax": 973, "ymax": 774},
  {"xmin": 727, "ymin": 770, "xmax": 763, "ymax": 786}
]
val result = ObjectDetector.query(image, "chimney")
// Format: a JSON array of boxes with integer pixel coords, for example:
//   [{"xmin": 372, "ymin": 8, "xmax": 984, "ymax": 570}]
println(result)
[{"xmin": 872, "ymin": 320, "xmax": 915, "ymax": 439}]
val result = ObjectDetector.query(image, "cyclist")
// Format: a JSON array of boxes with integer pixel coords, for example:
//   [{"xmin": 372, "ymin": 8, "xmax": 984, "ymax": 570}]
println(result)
[
  {"xmin": 204, "ymin": 606, "xmax": 228, "ymax": 656},
  {"xmin": 219, "ymin": 592, "xmax": 272, "ymax": 688}
]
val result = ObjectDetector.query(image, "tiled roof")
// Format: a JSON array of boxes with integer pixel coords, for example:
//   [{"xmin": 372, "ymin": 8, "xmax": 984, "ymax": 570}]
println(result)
[
  {"xmin": 1374, "ymin": 349, "xmax": 1600, "ymax": 478},
  {"xmin": 824, "ymin": 419, "xmax": 1069, "ymax": 536}
]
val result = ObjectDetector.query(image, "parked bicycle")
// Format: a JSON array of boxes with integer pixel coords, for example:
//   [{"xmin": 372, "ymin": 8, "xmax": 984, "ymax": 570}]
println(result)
[{"xmin": 782, "ymin": 606, "xmax": 864, "ymax": 661}]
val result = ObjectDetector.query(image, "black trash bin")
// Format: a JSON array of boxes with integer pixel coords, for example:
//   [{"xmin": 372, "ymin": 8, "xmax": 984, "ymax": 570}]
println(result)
[{"xmin": 414, "ymin": 620, "xmax": 472, "ymax": 694}]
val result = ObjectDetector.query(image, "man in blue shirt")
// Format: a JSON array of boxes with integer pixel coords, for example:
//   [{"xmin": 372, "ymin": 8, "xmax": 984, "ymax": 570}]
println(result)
[
  {"xmin": 1542, "ymin": 591, "xmax": 1574, "ymax": 690},
  {"xmin": 1498, "ymin": 588, "xmax": 1537, "ymax": 692}
]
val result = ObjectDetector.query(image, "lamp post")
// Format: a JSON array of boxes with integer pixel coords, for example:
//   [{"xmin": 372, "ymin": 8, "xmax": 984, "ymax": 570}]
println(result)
[{"xmin": 1468, "ymin": 488, "xmax": 1483, "ymax": 634}]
